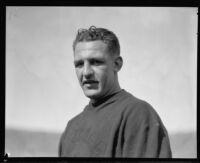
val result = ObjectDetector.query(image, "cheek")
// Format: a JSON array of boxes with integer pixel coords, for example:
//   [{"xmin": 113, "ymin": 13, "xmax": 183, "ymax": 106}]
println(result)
[
  {"xmin": 75, "ymin": 69, "xmax": 82, "ymax": 80},
  {"xmin": 98, "ymin": 69, "xmax": 110, "ymax": 84},
  {"xmin": 104, "ymin": 69, "xmax": 114, "ymax": 85}
]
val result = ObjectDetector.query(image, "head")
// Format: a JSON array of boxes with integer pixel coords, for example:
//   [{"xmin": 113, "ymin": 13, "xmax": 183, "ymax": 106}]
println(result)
[{"xmin": 73, "ymin": 26, "xmax": 123, "ymax": 100}]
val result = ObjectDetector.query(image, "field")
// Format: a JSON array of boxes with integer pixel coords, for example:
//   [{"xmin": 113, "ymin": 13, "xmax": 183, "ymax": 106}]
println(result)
[{"xmin": 5, "ymin": 128, "xmax": 196, "ymax": 158}]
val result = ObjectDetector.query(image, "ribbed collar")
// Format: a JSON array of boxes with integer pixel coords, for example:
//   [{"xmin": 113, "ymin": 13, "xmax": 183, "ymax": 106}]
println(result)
[{"xmin": 85, "ymin": 89, "xmax": 126, "ymax": 110}]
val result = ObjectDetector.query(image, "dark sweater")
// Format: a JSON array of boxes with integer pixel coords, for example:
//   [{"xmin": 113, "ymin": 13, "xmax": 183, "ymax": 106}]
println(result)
[{"xmin": 59, "ymin": 89, "xmax": 172, "ymax": 157}]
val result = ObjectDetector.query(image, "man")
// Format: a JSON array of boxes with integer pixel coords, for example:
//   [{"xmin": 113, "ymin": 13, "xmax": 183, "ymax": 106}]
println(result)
[{"xmin": 59, "ymin": 26, "xmax": 172, "ymax": 158}]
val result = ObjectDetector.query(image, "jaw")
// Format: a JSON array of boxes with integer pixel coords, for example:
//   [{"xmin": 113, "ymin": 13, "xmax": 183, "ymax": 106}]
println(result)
[
  {"xmin": 82, "ymin": 86, "xmax": 102, "ymax": 99},
  {"xmin": 79, "ymin": 73, "xmax": 120, "ymax": 100}
]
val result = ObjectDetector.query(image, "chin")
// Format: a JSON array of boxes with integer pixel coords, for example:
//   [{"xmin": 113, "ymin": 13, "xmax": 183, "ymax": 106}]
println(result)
[{"xmin": 84, "ymin": 89, "xmax": 102, "ymax": 99}]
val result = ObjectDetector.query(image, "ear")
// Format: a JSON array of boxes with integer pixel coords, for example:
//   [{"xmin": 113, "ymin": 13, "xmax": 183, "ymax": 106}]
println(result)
[{"xmin": 113, "ymin": 56, "xmax": 123, "ymax": 72}]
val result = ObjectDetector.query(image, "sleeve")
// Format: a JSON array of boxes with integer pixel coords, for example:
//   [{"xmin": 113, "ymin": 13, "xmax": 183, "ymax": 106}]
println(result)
[
  {"xmin": 58, "ymin": 132, "xmax": 64, "ymax": 157},
  {"xmin": 122, "ymin": 102, "xmax": 172, "ymax": 158},
  {"xmin": 58, "ymin": 120, "xmax": 73, "ymax": 157},
  {"xmin": 58, "ymin": 121, "xmax": 71, "ymax": 157}
]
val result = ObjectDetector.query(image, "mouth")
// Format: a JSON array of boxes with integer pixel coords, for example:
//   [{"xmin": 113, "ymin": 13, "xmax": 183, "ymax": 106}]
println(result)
[{"xmin": 82, "ymin": 80, "xmax": 99, "ymax": 86}]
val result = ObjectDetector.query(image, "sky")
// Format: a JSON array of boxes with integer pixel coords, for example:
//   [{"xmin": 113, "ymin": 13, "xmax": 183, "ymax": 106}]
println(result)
[{"xmin": 6, "ymin": 7, "xmax": 197, "ymax": 134}]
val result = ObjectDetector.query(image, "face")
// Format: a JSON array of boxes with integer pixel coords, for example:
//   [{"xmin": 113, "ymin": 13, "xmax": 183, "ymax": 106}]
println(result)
[{"xmin": 74, "ymin": 40, "xmax": 117, "ymax": 100}]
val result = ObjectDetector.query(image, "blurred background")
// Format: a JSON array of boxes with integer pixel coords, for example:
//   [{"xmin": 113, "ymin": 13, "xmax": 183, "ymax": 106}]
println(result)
[{"xmin": 6, "ymin": 7, "xmax": 197, "ymax": 157}]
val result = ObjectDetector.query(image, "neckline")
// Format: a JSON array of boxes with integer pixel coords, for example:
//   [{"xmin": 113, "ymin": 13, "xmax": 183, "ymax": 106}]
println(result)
[{"xmin": 87, "ymin": 89, "xmax": 125, "ymax": 108}]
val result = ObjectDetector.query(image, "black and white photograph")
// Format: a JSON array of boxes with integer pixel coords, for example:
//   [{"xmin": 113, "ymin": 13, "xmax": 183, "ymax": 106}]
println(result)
[{"xmin": 5, "ymin": 7, "xmax": 197, "ymax": 158}]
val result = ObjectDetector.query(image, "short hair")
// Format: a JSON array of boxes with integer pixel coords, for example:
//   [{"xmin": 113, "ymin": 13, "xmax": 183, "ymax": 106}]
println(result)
[{"xmin": 73, "ymin": 26, "xmax": 120, "ymax": 57}]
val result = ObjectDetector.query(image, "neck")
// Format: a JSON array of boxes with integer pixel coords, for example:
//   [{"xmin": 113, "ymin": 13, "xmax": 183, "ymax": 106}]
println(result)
[
  {"xmin": 90, "ymin": 82, "xmax": 121, "ymax": 104},
  {"xmin": 90, "ymin": 88, "xmax": 122, "ymax": 106}
]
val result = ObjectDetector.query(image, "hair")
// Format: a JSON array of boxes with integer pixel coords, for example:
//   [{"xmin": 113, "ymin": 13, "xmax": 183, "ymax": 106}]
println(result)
[{"xmin": 73, "ymin": 26, "xmax": 120, "ymax": 57}]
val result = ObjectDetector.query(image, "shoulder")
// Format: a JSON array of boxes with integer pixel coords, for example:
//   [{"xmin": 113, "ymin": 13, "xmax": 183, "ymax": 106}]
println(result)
[
  {"xmin": 60, "ymin": 108, "xmax": 87, "ymax": 142},
  {"xmin": 67, "ymin": 109, "xmax": 86, "ymax": 127},
  {"xmin": 121, "ymin": 92, "xmax": 168, "ymax": 137},
  {"xmin": 122, "ymin": 91, "xmax": 161, "ymax": 125},
  {"xmin": 63, "ymin": 104, "xmax": 90, "ymax": 132}
]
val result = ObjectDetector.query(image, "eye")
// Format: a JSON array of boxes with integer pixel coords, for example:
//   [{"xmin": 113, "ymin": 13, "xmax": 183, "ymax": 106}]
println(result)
[
  {"xmin": 90, "ymin": 59, "xmax": 103, "ymax": 66},
  {"xmin": 74, "ymin": 61, "xmax": 83, "ymax": 68}
]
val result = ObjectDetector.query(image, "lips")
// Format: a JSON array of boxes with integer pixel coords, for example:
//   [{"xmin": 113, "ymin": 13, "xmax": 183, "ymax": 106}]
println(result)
[{"xmin": 82, "ymin": 80, "xmax": 99, "ymax": 85}]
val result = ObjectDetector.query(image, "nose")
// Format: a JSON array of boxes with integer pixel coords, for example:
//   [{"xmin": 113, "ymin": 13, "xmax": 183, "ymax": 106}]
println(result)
[{"xmin": 83, "ymin": 63, "xmax": 93, "ymax": 78}]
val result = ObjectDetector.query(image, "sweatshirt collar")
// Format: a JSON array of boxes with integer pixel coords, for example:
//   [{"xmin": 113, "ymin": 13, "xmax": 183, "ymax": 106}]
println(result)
[{"xmin": 86, "ymin": 89, "xmax": 125, "ymax": 109}]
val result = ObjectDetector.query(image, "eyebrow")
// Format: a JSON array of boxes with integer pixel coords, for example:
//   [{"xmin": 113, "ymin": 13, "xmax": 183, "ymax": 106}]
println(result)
[{"xmin": 74, "ymin": 57, "xmax": 105, "ymax": 64}]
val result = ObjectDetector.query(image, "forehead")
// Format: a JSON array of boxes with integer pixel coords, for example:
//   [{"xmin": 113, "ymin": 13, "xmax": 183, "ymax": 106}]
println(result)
[{"xmin": 74, "ymin": 41, "xmax": 109, "ymax": 57}]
